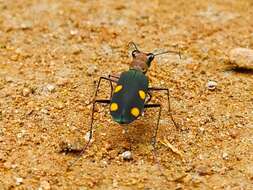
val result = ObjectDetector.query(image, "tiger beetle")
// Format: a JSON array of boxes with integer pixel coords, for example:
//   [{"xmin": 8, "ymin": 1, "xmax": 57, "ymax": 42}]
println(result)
[{"xmin": 69, "ymin": 42, "xmax": 181, "ymax": 167}]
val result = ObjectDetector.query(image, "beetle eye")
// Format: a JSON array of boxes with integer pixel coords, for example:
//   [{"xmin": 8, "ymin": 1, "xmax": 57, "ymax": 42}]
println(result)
[
  {"xmin": 146, "ymin": 53, "xmax": 154, "ymax": 67},
  {"xmin": 147, "ymin": 53, "xmax": 154, "ymax": 61},
  {"xmin": 132, "ymin": 50, "xmax": 139, "ymax": 57}
]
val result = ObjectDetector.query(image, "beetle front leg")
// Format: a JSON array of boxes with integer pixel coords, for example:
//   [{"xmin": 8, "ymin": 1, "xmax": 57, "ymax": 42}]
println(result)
[{"xmin": 95, "ymin": 76, "xmax": 118, "ymax": 100}]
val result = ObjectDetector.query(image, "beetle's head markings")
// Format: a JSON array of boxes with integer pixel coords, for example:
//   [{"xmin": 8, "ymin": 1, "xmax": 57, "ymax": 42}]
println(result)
[{"xmin": 130, "ymin": 51, "xmax": 155, "ymax": 73}]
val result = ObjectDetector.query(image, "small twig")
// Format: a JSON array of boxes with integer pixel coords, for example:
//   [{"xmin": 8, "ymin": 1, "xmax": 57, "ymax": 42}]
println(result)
[{"xmin": 160, "ymin": 138, "xmax": 183, "ymax": 158}]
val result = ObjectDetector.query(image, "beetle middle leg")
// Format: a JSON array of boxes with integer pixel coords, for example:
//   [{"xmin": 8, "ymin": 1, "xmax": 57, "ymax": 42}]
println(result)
[
  {"xmin": 147, "ymin": 87, "xmax": 179, "ymax": 129},
  {"xmin": 68, "ymin": 76, "xmax": 117, "ymax": 168}
]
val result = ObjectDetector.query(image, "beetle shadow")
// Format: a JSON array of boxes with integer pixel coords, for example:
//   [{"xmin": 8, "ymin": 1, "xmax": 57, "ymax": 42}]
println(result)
[
  {"xmin": 224, "ymin": 66, "xmax": 253, "ymax": 75},
  {"xmin": 127, "ymin": 121, "xmax": 153, "ymax": 145}
]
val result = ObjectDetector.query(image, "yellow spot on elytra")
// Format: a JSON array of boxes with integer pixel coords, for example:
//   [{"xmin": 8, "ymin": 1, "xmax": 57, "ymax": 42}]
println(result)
[
  {"xmin": 110, "ymin": 103, "xmax": 118, "ymax": 111},
  {"xmin": 131, "ymin": 107, "xmax": 140, "ymax": 117},
  {"xmin": 138, "ymin": 90, "xmax": 146, "ymax": 100},
  {"xmin": 114, "ymin": 85, "xmax": 123, "ymax": 93}
]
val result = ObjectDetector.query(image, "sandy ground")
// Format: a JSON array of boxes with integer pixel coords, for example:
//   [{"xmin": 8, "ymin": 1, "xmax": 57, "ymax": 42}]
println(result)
[{"xmin": 0, "ymin": 0, "xmax": 253, "ymax": 189}]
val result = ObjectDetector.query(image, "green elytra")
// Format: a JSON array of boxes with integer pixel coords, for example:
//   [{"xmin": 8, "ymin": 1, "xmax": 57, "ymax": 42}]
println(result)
[{"xmin": 110, "ymin": 69, "xmax": 149, "ymax": 124}]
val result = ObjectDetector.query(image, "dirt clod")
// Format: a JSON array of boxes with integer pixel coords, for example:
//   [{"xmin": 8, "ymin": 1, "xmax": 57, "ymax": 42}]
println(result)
[{"xmin": 229, "ymin": 47, "xmax": 253, "ymax": 69}]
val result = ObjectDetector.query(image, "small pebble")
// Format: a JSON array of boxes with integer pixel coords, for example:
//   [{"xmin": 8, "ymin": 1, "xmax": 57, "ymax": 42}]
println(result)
[
  {"xmin": 70, "ymin": 45, "xmax": 82, "ymax": 54},
  {"xmin": 191, "ymin": 174, "xmax": 203, "ymax": 186},
  {"xmin": 70, "ymin": 29, "xmax": 78, "ymax": 36},
  {"xmin": 45, "ymin": 84, "xmax": 56, "ymax": 93},
  {"xmin": 112, "ymin": 179, "xmax": 118, "ymax": 188},
  {"xmin": 122, "ymin": 150, "xmax": 132, "ymax": 160},
  {"xmin": 5, "ymin": 76, "xmax": 14, "ymax": 83},
  {"xmin": 199, "ymin": 127, "xmax": 205, "ymax": 133},
  {"xmin": 15, "ymin": 177, "xmax": 23, "ymax": 185},
  {"xmin": 20, "ymin": 20, "xmax": 33, "ymax": 29},
  {"xmin": 101, "ymin": 43, "xmax": 113, "ymax": 55},
  {"xmin": 206, "ymin": 81, "xmax": 217, "ymax": 90},
  {"xmin": 86, "ymin": 64, "xmax": 97, "ymax": 76},
  {"xmin": 56, "ymin": 101, "xmax": 65, "ymax": 110},
  {"xmin": 196, "ymin": 166, "xmax": 212, "ymax": 176},
  {"xmin": 46, "ymin": 84, "xmax": 55, "ymax": 92},
  {"xmin": 222, "ymin": 152, "xmax": 229, "ymax": 160},
  {"xmin": 59, "ymin": 140, "xmax": 83, "ymax": 152},
  {"xmin": 229, "ymin": 129, "xmax": 239, "ymax": 139},
  {"xmin": 229, "ymin": 47, "xmax": 253, "ymax": 69},
  {"xmin": 22, "ymin": 87, "xmax": 31, "ymax": 97},
  {"xmin": 39, "ymin": 180, "xmax": 50, "ymax": 190},
  {"xmin": 17, "ymin": 130, "xmax": 26, "ymax": 138},
  {"xmin": 84, "ymin": 131, "xmax": 94, "ymax": 143},
  {"xmin": 56, "ymin": 78, "xmax": 69, "ymax": 86},
  {"xmin": 41, "ymin": 108, "xmax": 49, "ymax": 114}
]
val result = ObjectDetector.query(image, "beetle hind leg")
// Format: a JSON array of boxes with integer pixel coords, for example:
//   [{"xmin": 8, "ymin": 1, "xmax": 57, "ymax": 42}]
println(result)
[
  {"xmin": 68, "ymin": 99, "xmax": 111, "ymax": 169},
  {"xmin": 144, "ymin": 103, "xmax": 162, "ymax": 149},
  {"xmin": 144, "ymin": 103, "xmax": 170, "ymax": 180}
]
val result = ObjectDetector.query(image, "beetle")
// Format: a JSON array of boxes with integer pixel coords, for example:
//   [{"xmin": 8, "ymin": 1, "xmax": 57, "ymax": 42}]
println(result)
[{"xmin": 69, "ymin": 42, "xmax": 180, "ymax": 167}]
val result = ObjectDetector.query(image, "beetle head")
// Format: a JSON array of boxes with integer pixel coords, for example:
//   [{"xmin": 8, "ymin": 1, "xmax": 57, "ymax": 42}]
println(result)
[
  {"xmin": 130, "ymin": 49, "xmax": 154, "ymax": 73},
  {"xmin": 129, "ymin": 42, "xmax": 181, "ymax": 74}
]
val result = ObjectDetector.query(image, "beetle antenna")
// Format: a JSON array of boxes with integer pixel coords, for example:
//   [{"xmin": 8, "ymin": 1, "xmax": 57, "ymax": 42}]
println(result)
[
  {"xmin": 128, "ymin": 42, "xmax": 139, "ymax": 51},
  {"xmin": 154, "ymin": 50, "xmax": 181, "ymax": 59}
]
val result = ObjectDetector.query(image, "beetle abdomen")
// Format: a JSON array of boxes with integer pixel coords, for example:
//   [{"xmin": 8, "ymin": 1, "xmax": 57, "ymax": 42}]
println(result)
[{"xmin": 110, "ymin": 69, "xmax": 149, "ymax": 124}]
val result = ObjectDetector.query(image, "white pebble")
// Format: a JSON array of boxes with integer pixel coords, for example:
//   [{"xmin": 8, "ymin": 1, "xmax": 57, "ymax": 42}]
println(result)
[
  {"xmin": 70, "ymin": 29, "xmax": 78, "ymax": 35},
  {"xmin": 84, "ymin": 131, "xmax": 94, "ymax": 143},
  {"xmin": 122, "ymin": 151, "xmax": 132, "ymax": 160},
  {"xmin": 86, "ymin": 64, "xmax": 97, "ymax": 76},
  {"xmin": 20, "ymin": 20, "xmax": 33, "ymax": 29},
  {"xmin": 39, "ymin": 180, "xmax": 50, "ymax": 190},
  {"xmin": 17, "ymin": 130, "xmax": 26, "ymax": 138},
  {"xmin": 206, "ymin": 81, "xmax": 217, "ymax": 90},
  {"xmin": 41, "ymin": 108, "xmax": 49, "ymax": 114},
  {"xmin": 46, "ymin": 84, "xmax": 55, "ymax": 92},
  {"xmin": 222, "ymin": 152, "xmax": 229, "ymax": 160},
  {"xmin": 22, "ymin": 87, "xmax": 31, "ymax": 97},
  {"xmin": 229, "ymin": 48, "xmax": 253, "ymax": 69},
  {"xmin": 101, "ymin": 43, "xmax": 113, "ymax": 55},
  {"xmin": 15, "ymin": 177, "xmax": 23, "ymax": 185}
]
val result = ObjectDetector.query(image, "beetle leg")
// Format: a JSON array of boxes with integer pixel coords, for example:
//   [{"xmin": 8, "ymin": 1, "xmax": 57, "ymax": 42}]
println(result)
[
  {"xmin": 95, "ymin": 76, "xmax": 118, "ymax": 99},
  {"xmin": 68, "ymin": 99, "xmax": 111, "ymax": 169},
  {"xmin": 108, "ymin": 74, "xmax": 120, "ymax": 80},
  {"xmin": 144, "ymin": 103, "xmax": 172, "ymax": 182},
  {"xmin": 69, "ymin": 75, "xmax": 118, "ymax": 168},
  {"xmin": 144, "ymin": 104, "xmax": 162, "ymax": 149},
  {"xmin": 144, "ymin": 104, "xmax": 165, "ymax": 178},
  {"xmin": 148, "ymin": 87, "xmax": 179, "ymax": 129}
]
